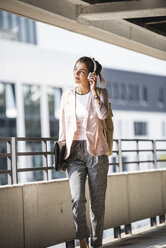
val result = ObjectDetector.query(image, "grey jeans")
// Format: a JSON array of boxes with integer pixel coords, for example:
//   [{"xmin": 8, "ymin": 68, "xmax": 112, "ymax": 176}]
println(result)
[{"xmin": 66, "ymin": 140, "xmax": 109, "ymax": 248}]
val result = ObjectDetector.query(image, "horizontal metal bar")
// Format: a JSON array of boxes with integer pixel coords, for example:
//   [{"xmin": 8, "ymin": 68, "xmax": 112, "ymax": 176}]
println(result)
[
  {"xmin": 0, "ymin": 170, "xmax": 11, "ymax": 175},
  {"xmin": 14, "ymin": 138, "xmax": 166, "ymax": 142},
  {"xmin": 15, "ymin": 149, "xmax": 166, "ymax": 157},
  {"xmin": 0, "ymin": 153, "xmax": 11, "ymax": 158},
  {"xmin": 109, "ymin": 160, "xmax": 156, "ymax": 166},
  {"xmin": 157, "ymin": 159, "xmax": 166, "ymax": 162},
  {"xmin": 120, "ymin": 139, "xmax": 154, "ymax": 141},
  {"xmin": 112, "ymin": 148, "xmax": 166, "ymax": 153},
  {"xmin": 17, "ymin": 152, "xmax": 53, "ymax": 156},
  {"xmin": 156, "ymin": 149, "xmax": 166, "ymax": 152},
  {"xmin": 16, "ymin": 137, "xmax": 58, "ymax": 141},
  {"xmin": 5, "ymin": 138, "xmax": 165, "ymax": 143},
  {"xmin": 109, "ymin": 162, "xmax": 119, "ymax": 166},
  {"xmin": 121, "ymin": 149, "xmax": 153, "ymax": 153},
  {"xmin": 112, "ymin": 150, "xmax": 118, "ymax": 153},
  {"xmin": 17, "ymin": 166, "xmax": 54, "ymax": 172},
  {"xmin": 123, "ymin": 160, "xmax": 154, "ymax": 164},
  {"xmin": 0, "ymin": 138, "xmax": 11, "ymax": 142}
]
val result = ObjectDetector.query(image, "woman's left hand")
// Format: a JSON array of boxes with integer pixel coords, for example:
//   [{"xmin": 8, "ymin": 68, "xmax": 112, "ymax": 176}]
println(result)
[{"xmin": 89, "ymin": 74, "xmax": 98, "ymax": 92}]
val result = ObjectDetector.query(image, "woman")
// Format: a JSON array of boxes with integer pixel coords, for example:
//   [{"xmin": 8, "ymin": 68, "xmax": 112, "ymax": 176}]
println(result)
[{"xmin": 59, "ymin": 56, "xmax": 110, "ymax": 248}]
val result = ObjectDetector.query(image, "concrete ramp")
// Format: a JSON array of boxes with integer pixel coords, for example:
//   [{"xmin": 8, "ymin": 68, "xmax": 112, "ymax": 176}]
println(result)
[{"xmin": 103, "ymin": 224, "xmax": 166, "ymax": 248}]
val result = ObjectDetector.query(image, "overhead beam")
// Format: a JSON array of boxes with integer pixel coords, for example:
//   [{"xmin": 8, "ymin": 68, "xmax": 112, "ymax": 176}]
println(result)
[
  {"xmin": 79, "ymin": 0, "xmax": 166, "ymax": 20},
  {"xmin": 82, "ymin": 19, "xmax": 166, "ymax": 52},
  {"xmin": 0, "ymin": 0, "xmax": 166, "ymax": 60}
]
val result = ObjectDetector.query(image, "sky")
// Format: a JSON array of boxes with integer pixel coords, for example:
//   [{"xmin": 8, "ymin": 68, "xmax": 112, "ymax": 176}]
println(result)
[{"xmin": 37, "ymin": 22, "xmax": 166, "ymax": 77}]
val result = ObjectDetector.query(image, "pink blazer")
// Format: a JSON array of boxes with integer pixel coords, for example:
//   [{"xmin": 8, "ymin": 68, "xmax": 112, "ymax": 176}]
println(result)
[{"xmin": 59, "ymin": 87, "xmax": 109, "ymax": 159}]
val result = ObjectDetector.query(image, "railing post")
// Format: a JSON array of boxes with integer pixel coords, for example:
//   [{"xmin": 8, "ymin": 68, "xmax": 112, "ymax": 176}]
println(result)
[
  {"xmin": 114, "ymin": 226, "xmax": 121, "ymax": 238},
  {"xmin": 42, "ymin": 140, "xmax": 49, "ymax": 181},
  {"xmin": 159, "ymin": 215, "xmax": 165, "ymax": 224},
  {"xmin": 66, "ymin": 240, "xmax": 75, "ymax": 248},
  {"xmin": 117, "ymin": 139, "xmax": 123, "ymax": 172},
  {"xmin": 7, "ymin": 139, "xmax": 12, "ymax": 185},
  {"xmin": 152, "ymin": 140, "xmax": 157, "ymax": 169},
  {"xmin": 11, "ymin": 137, "xmax": 18, "ymax": 184},
  {"xmin": 136, "ymin": 140, "xmax": 140, "ymax": 171},
  {"xmin": 150, "ymin": 217, "xmax": 157, "ymax": 227},
  {"xmin": 125, "ymin": 224, "xmax": 132, "ymax": 234}
]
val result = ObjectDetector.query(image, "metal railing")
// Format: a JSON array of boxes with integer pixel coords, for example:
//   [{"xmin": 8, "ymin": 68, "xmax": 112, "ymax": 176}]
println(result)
[
  {"xmin": 0, "ymin": 137, "xmax": 166, "ymax": 185},
  {"xmin": 0, "ymin": 137, "xmax": 57, "ymax": 184},
  {"xmin": 112, "ymin": 138, "xmax": 166, "ymax": 172}
]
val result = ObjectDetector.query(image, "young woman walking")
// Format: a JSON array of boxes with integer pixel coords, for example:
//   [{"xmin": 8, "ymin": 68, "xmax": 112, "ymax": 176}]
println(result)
[{"xmin": 59, "ymin": 56, "xmax": 110, "ymax": 248}]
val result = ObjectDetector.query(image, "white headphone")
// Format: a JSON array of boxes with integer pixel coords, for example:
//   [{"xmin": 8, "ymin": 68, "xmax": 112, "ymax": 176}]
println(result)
[
  {"xmin": 87, "ymin": 58, "xmax": 97, "ymax": 79},
  {"xmin": 91, "ymin": 57, "xmax": 97, "ymax": 73}
]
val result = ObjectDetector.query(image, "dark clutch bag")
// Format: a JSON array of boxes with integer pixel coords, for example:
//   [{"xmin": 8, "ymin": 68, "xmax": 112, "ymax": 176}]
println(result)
[{"xmin": 54, "ymin": 140, "xmax": 67, "ymax": 171}]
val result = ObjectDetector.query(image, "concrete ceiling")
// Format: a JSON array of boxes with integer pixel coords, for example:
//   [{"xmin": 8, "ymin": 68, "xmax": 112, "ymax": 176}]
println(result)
[{"xmin": 0, "ymin": 0, "xmax": 166, "ymax": 60}]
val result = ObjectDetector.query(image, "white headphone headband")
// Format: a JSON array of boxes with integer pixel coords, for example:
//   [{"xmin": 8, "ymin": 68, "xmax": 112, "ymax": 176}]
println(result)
[{"xmin": 90, "ymin": 58, "xmax": 97, "ymax": 73}]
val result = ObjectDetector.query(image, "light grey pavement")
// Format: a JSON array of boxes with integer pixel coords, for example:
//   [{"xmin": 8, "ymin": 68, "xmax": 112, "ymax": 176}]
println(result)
[{"xmin": 103, "ymin": 224, "xmax": 166, "ymax": 248}]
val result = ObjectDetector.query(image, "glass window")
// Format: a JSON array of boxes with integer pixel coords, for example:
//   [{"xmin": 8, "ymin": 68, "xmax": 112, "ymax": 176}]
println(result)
[
  {"xmin": 5, "ymin": 84, "xmax": 17, "ymax": 118},
  {"xmin": 24, "ymin": 84, "xmax": 41, "ymax": 137},
  {"xmin": 8, "ymin": 13, "xmax": 12, "ymax": 29},
  {"xmin": 20, "ymin": 17, "xmax": 26, "ymax": 43},
  {"xmin": 0, "ymin": 119, "xmax": 5, "ymax": 136},
  {"xmin": 120, "ymin": 84, "xmax": 127, "ymax": 100},
  {"xmin": 112, "ymin": 157, "xmax": 117, "ymax": 173},
  {"xmin": 2, "ymin": 11, "xmax": 8, "ymax": 29},
  {"xmin": 0, "ymin": 82, "xmax": 17, "ymax": 137},
  {"xmin": 32, "ymin": 21, "xmax": 37, "ymax": 44},
  {"xmin": 106, "ymin": 81, "xmax": 112, "ymax": 99},
  {"xmin": 129, "ymin": 84, "xmax": 134, "ymax": 101},
  {"xmin": 48, "ymin": 87, "xmax": 62, "ymax": 119},
  {"xmin": 11, "ymin": 14, "xmax": 17, "ymax": 30},
  {"xmin": 128, "ymin": 84, "xmax": 140, "ymax": 102},
  {"xmin": 134, "ymin": 122, "xmax": 147, "ymax": 136},
  {"xmin": 50, "ymin": 119, "xmax": 59, "ymax": 138},
  {"xmin": 113, "ymin": 83, "xmax": 119, "ymax": 99},
  {"xmin": 48, "ymin": 87, "xmax": 62, "ymax": 137},
  {"xmin": 23, "ymin": 84, "xmax": 42, "ymax": 182},
  {"xmin": 54, "ymin": 88, "xmax": 61, "ymax": 119},
  {"xmin": 25, "ymin": 119, "xmax": 41, "ymax": 137},
  {"xmin": 0, "ymin": 82, "xmax": 5, "ymax": 115},
  {"xmin": 162, "ymin": 121, "xmax": 165, "ymax": 137},
  {"xmin": 16, "ymin": 15, "xmax": 21, "ymax": 41},
  {"xmin": 142, "ymin": 86, "xmax": 148, "ymax": 102},
  {"xmin": 24, "ymin": 85, "xmax": 41, "ymax": 116},
  {"xmin": 7, "ymin": 118, "xmax": 16, "ymax": 136},
  {"xmin": 0, "ymin": 11, "xmax": 3, "ymax": 28},
  {"xmin": 0, "ymin": 82, "xmax": 17, "ymax": 118},
  {"xmin": 158, "ymin": 88, "xmax": 164, "ymax": 104},
  {"xmin": 48, "ymin": 88, "xmax": 54, "ymax": 117},
  {"xmin": 25, "ymin": 18, "xmax": 30, "ymax": 43},
  {"xmin": 134, "ymin": 86, "xmax": 140, "ymax": 101},
  {"xmin": 0, "ymin": 10, "xmax": 37, "ymax": 45},
  {"xmin": 122, "ymin": 157, "xmax": 128, "ymax": 172}
]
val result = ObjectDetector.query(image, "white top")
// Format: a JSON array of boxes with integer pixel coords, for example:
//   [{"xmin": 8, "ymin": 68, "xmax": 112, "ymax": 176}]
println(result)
[{"xmin": 74, "ymin": 90, "xmax": 90, "ymax": 140}]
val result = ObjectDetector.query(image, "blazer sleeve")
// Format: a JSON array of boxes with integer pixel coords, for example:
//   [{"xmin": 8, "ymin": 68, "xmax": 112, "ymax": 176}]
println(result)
[
  {"xmin": 93, "ymin": 88, "xmax": 109, "ymax": 120},
  {"xmin": 58, "ymin": 91, "xmax": 66, "ymax": 141}
]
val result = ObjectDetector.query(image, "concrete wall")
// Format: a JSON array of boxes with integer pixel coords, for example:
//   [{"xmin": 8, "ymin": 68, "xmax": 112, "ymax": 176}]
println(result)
[
  {"xmin": 0, "ymin": 185, "xmax": 24, "ymax": 248},
  {"xmin": 0, "ymin": 170, "xmax": 166, "ymax": 248}
]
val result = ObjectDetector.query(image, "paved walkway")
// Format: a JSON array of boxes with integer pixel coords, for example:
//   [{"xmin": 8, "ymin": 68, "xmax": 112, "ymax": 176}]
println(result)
[{"xmin": 103, "ymin": 224, "xmax": 166, "ymax": 248}]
